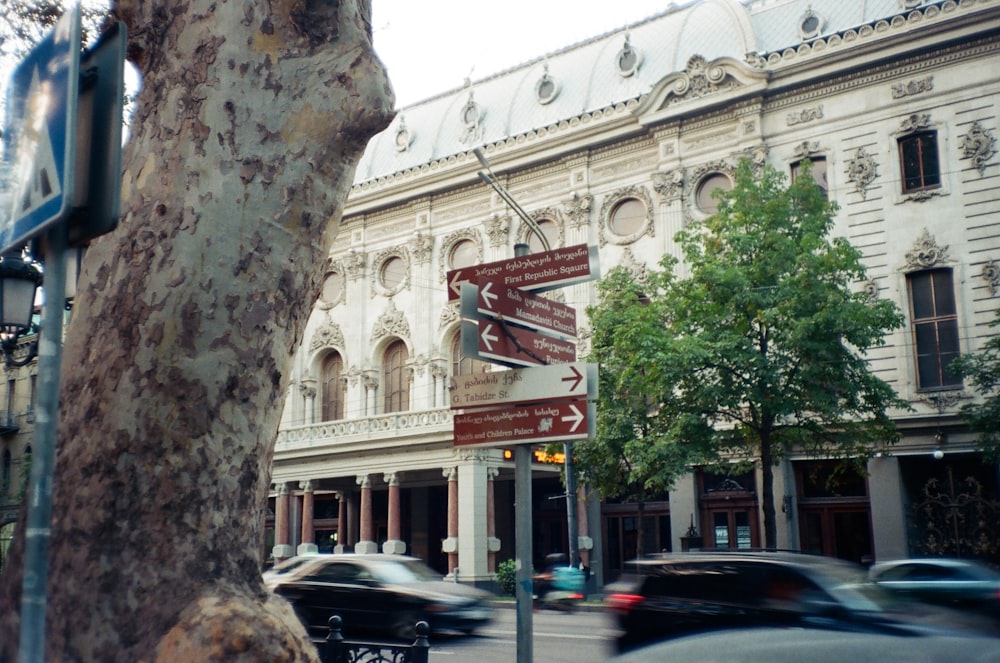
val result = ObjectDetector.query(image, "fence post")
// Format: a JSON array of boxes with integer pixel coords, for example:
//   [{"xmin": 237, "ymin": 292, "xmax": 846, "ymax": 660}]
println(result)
[
  {"xmin": 323, "ymin": 615, "xmax": 345, "ymax": 663},
  {"xmin": 411, "ymin": 621, "xmax": 430, "ymax": 663}
]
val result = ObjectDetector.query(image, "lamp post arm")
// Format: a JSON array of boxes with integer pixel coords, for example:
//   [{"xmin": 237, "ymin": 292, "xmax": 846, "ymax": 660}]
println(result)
[{"xmin": 473, "ymin": 149, "xmax": 550, "ymax": 252}]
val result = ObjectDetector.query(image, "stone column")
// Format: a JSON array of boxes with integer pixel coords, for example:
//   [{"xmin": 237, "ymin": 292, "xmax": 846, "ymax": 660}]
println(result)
[
  {"xmin": 383, "ymin": 472, "xmax": 406, "ymax": 554},
  {"xmin": 334, "ymin": 490, "xmax": 348, "ymax": 554},
  {"xmin": 272, "ymin": 483, "xmax": 294, "ymax": 562},
  {"xmin": 487, "ymin": 467, "xmax": 500, "ymax": 573},
  {"xmin": 442, "ymin": 466, "xmax": 458, "ymax": 575},
  {"xmin": 356, "ymin": 474, "xmax": 378, "ymax": 553},
  {"xmin": 458, "ymin": 451, "xmax": 491, "ymax": 584},
  {"xmin": 362, "ymin": 372, "xmax": 379, "ymax": 417},
  {"xmin": 300, "ymin": 378, "xmax": 317, "ymax": 424},
  {"xmin": 297, "ymin": 480, "xmax": 318, "ymax": 555}
]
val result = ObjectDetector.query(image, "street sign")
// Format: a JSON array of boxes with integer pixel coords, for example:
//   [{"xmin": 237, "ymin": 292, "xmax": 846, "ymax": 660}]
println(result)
[
  {"xmin": 461, "ymin": 279, "xmax": 576, "ymax": 337},
  {"xmin": 454, "ymin": 400, "xmax": 594, "ymax": 448},
  {"xmin": 449, "ymin": 362, "xmax": 597, "ymax": 409},
  {"xmin": 462, "ymin": 319, "xmax": 576, "ymax": 368},
  {"xmin": 446, "ymin": 243, "xmax": 599, "ymax": 301},
  {"xmin": 1, "ymin": 6, "xmax": 81, "ymax": 254}
]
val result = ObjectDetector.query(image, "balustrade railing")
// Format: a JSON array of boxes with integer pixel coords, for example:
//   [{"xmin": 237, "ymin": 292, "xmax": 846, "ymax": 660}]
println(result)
[
  {"xmin": 276, "ymin": 408, "xmax": 453, "ymax": 451},
  {"xmin": 319, "ymin": 615, "xmax": 430, "ymax": 663}
]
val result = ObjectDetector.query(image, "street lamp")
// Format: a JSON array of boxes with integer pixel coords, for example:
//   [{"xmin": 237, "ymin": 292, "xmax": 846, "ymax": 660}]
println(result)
[{"xmin": 0, "ymin": 250, "xmax": 43, "ymax": 367}]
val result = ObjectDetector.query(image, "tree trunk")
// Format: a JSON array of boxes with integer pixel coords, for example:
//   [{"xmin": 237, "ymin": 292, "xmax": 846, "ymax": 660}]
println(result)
[
  {"xmin": 760, "ymin": 431, "xmax": 777, "ymax": 549},
  {"xmin": 0, "ymin": 0, "xmax": 393, "ymax": 660}
]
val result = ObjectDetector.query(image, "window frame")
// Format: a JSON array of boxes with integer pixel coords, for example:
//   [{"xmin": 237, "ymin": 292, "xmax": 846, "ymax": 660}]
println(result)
[
  {"xmin": 382, "ymin": 340, "xmax": 410, "ymax": 414},
  {"xmin": 321, "ymin": 352, "xmax": 346, "ymax": 422},
  {"xmin": 907, "ymin": 268, "xmax": 962, "ymax": 391},
  {"xmin": 899, "ymin": 130, "xmax": 941, "ymax": 194}
]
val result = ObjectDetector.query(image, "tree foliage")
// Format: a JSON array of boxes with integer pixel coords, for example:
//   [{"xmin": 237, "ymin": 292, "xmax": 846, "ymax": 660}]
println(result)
[
  {"xmin": 951, "ymin": 309, "xmax": 1000, "ymax": 461},
  {"xmin": 581, "ymin": 158, "xmax": 909, "ymax": 548}
]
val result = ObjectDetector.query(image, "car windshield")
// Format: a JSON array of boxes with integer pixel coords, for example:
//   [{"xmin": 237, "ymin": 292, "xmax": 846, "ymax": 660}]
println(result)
[
  {"xmin": 807, "ymin": 559, "xmax": 892, "ymax": 612},
  {"xmin": 371, "ymin": 559, "xmax": 443, "ymax": 584}
]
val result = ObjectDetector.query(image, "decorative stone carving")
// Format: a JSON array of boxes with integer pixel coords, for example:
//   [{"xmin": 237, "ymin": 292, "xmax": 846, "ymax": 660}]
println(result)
[
  {"xmin": 792, "ymin": 141, "xmax": 822, "ymax": 159},
  {"xmin": 845, "ymin": 146, "xmax": 878, "ymax": 199},
  {"xmin": 310, "ymin": 321, "xmax": 346, "ymax": 351},
  {"xmin": 621, "ymin": 248, "xmax": 650, "ymax": 288},
  {"xmin": 668, "ymin": 55, "xmax": 734, "ymax": 104},
  {"xmin": 344, "ymin": 250, "xmax": 366, "ymax": 280},
  {"xmin": 981, "ymin": 259, "xmax": 1000, "ymax": 297},
  {"xmin": 959, "ymin": 121, "xmax": 996, "ymax": 175},
  {"xmin": 898, "ymin": 113, "xmax": 933, "ymax": 136},
  {"xmin": 905, "ymin": 228, "xmax": 950, "ymax": 270},
  {"xmin": 439, "ymin": 302, "xmax": 460, "ymax": 329},
  {"xmin": 786, "ymin": 105, "xmax": 823, "ymax": 126},
  {"xmin": 517, "ymin": 209, "xmax": 564, "ymax": 248},
  {"xmin": 409, "ymin": 233, "xmax": 434, "ymax": 265},
  {"xmin": 652, "ymin": 169, "xmax": 684, "ymax": 202},
  {"xmin": 429, "ymin": 361, "xmax": 449, "ymax": 380},
  {"xmin": 393, "ymin": 115, "xmax": 412, "ymax": 152},
  {"xmin": 862, "ymin": 279, "xmax": 880, "ymax": 301},
  {"xmin": 372, "ymin": 299, "xmax": 411, "ymax": 340},
  {"xmin": 562, "ymin": 193, "xmax": 593, "ymax": 228},
  {"xmin": 891, "ymin": 76, "xmax": 933, "ymax": 99},
  {"xmin": 485, "ymin": 214, "xmax": 510, "ymax": 247},
  {"xmin": 362, "ymin": 371, "xmax": 379, "ymax": 392},
  {"xmin": 370, "ymin": 247, "xmax": 410, "ymax": 298},
  {"xmin": 459, "ymin": 90, "xmax": 485, "ymax": 146}
]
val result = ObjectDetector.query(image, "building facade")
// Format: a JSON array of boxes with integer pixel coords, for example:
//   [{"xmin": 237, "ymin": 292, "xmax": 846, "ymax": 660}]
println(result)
[{"xmin": 264, "ymin": 0, "xmax": 1000, "ymax": 587}]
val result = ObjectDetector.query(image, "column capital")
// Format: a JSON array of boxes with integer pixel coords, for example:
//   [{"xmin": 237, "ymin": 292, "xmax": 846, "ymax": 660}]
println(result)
[
  {"xmin": 442, "ymin": 466, "xmax": 457, "ymax": 481},
  {"xmin": 299, "ymin": 479, "xmax": 315, "ymax": 493},
  {"xmin": 276, "ymin": 482, "xmax": 290, "ymax": 495},
  {"xmin": 356, "ymin": 474, "xmax": 371, "ymax": 488},
  {"xmin": 384, "ymin": 472, "xmax": 400, "ymax": 487},
  {"xmin": 487, "ymin": 467, "xmax": 500, "ymax": 480}
]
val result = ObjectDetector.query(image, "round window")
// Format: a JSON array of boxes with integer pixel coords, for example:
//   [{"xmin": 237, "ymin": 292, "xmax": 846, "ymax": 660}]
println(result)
[
  {"xmin": 449, "ymin": 239, "xmax": 478, "ymax": 270},
  {"xmin": 696, "ymin": 173, "xmax": 733, "ymax": 215},
  {"xmin": 321, "ymin": 271, "xmax": 344, "ymax": 304},
  {"xmin": 609, "ymin": 198, "xmax": 646, "ymax": 237},
  {"xmin": 528, "ymin": 219, "xmax": 557, "ymax": 254},
  {"xmin": 380, "ymin": 256, "xmax": 406, "ymax": 291}
]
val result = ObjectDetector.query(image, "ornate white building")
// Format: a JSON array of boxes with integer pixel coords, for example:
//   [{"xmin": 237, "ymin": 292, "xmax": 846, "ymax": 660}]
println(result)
[{"xmin": 266, "ymin": 0, "xmax": 1000, "ymax": 587}]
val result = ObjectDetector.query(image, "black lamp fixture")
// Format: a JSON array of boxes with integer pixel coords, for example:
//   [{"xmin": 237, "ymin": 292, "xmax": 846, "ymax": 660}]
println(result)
[{"xmin": 0, "ymin": 250, "xmax": 43, "ymax": 367}]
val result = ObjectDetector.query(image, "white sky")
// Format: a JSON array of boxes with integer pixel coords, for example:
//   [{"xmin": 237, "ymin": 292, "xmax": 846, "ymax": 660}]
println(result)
[{"xmin": 371, "ymin": 0, "xmax": 673, "ymax": 107}]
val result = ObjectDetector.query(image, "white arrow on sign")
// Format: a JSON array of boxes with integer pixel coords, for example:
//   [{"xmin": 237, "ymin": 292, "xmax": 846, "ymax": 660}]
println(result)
[
  {"xmin": 561, "ymin": 404, "xmax": 585, "ymax": 432},
  {"xmin": 480, "ymin": 280, "xmax": 498, "ymax": 310},
  {"xmin": 449, "ymin": 270, "xmax": 465, "ymax": 298},
  {"xmin": 480, "ymin": 323, "xmax": 500, "ymax": 351}
]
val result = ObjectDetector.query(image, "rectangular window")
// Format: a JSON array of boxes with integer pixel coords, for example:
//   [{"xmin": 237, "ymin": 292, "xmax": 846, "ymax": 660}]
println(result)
[
  {"xmin": 899, "ymin": 131, "xmax": 940, "ymax": 193},
  {"xmin": 791, "ymin": 156, "xmax": 828, "ymax": 197},
  {"xmin": 908, "ymin": 269, "xmax": 961, "ymax": 390}
]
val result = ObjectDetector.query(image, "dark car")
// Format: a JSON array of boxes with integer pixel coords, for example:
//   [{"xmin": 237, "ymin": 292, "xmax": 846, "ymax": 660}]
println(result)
[
  {"xmin": 264, "ymin": 554, "xmax": 494, "ymax": 639},
  {"xmin": 869, "ymin": 558, "xmax": 1000, "ymax": 615},
  {"xmin": 609, "ymin": 625, "xmax": 1000, "ymax": 663},
  {"xmin": 603, "ymin": 550, "xmax": 973, "ymax": 653}
]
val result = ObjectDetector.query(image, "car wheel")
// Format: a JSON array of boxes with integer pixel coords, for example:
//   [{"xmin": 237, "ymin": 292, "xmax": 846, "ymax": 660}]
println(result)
[{"xmin": 391, "ymin": 611, "xmax": 420, "ymax": 640}]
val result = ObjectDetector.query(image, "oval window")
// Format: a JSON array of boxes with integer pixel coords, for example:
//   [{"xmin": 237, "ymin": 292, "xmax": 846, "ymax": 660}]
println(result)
[
  {"xmin": 609, "ymin": 198, "xmax": 646, "ymax": 237},
  {"xmin": 528, "ymin": 219, "xmax": 558, "ymax": 254},
  {"xmin": 696, "ymin": 173, "xmax": 733, "ymax": 215},
  {"xmin": 380, "ymin": 256, "xmax": 406, "ymax": 291},
  {"xmin": 321, "ymin": 271, "xmax": 344, "ymax": 304},
  {"xmin": 449, "ymin": 239, "xmax": 478, "ymax": 270}
]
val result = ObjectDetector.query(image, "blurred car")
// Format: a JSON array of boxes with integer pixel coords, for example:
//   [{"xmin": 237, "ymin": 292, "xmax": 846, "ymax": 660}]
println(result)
[
  {"xmin": 609, "ymin": 625, "xmax": 1000, "ymax": 663},
  {"xmin": 265, "ymin": 553, "xmax": 494, "ymax": 639},
  {"xmin": 603, "ymin": 550, "xmax": 972, "ymax": 653},
  {"xmin": 869, "ymin": 558, "xmax": 1000, "ymax": 615}
]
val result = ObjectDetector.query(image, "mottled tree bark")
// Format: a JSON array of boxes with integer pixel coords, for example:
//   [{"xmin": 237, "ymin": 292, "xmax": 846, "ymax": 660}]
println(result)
[{"xmin": 0, "ymin": 0, "xmax": 393, "ymax": 660}]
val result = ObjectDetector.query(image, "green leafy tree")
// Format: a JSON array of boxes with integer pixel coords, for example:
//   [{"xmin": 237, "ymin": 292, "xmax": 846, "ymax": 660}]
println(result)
[
  {"xmin": 583, "ymin": 158, "xmax": 909, "ymax": 549},
  {"xmin": 950, "ymin": 310, "xmax": 1000, "ymax": 461}
]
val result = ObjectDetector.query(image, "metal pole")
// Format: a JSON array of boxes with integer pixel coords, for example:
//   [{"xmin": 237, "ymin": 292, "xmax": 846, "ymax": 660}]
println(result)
[
  {"xmin": 18, "ymin": 222, "xmax": 68, "ymax": 663},
  {"xmin": 512, "ymin": 241, "xmax": 533, "ymax": 663},
  {"xmin": 564, "ymin": 441, "xmax": 579, "ymax": 569}
]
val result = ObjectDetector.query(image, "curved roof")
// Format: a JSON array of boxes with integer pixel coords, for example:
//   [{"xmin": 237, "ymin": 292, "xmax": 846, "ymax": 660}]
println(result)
[{"xmin": 352, "ymin": 0, "xmax": 933, "ymax": 186}]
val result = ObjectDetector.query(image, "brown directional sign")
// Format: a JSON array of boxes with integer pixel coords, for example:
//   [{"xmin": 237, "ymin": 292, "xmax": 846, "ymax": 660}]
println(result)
[
  {"xmin": 454, "ymin": 400, "xmax": 594, "ymax": 448},
  {"xmin": 449, "ymin": 362, "xmax": 597, "ymax": 409},
  {"xmin": 462, "ymin": 320, "xmax": 576, "ymax": 368},
  {"xmin": 461, "ymin": 279, "xmax": 576, "ymax": 337},
  {"xmin": 446, "ymin": 244, "xmax": 599, "ymax": 301}
]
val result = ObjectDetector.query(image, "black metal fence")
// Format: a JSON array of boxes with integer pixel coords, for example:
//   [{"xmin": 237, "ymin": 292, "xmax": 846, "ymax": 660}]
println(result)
[{"xmin": 318, "ymin": 615, "xmax": 430, "ymax": 663}]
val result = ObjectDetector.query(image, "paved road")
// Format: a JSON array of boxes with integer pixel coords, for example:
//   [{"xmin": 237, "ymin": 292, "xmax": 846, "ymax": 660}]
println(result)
[{"xmin": 427, "ymin": 605, "xmax": 620, "ymax": 662}]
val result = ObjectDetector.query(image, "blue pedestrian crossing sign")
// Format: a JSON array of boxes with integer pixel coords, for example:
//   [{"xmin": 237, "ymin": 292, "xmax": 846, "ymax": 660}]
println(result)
[{"xmin": 0, "ymin": 6, "xmax": 81, "ymax": 254}]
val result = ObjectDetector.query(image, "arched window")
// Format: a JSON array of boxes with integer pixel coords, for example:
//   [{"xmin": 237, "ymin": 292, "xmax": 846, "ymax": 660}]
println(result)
[
  {"xmin": 321, "ymin": 352, "xmax": 345, "ymax": 421},
  {"xmin": 527, "ymin": 219, "xmax": 558, "ymax": 254},
  {"xmin": 451, "ymin": 334, "xmax": 488, "ymax": 378},
  {"xmin": 383, "ymin": 340, "xmax": 409, "ymax": 413}
]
